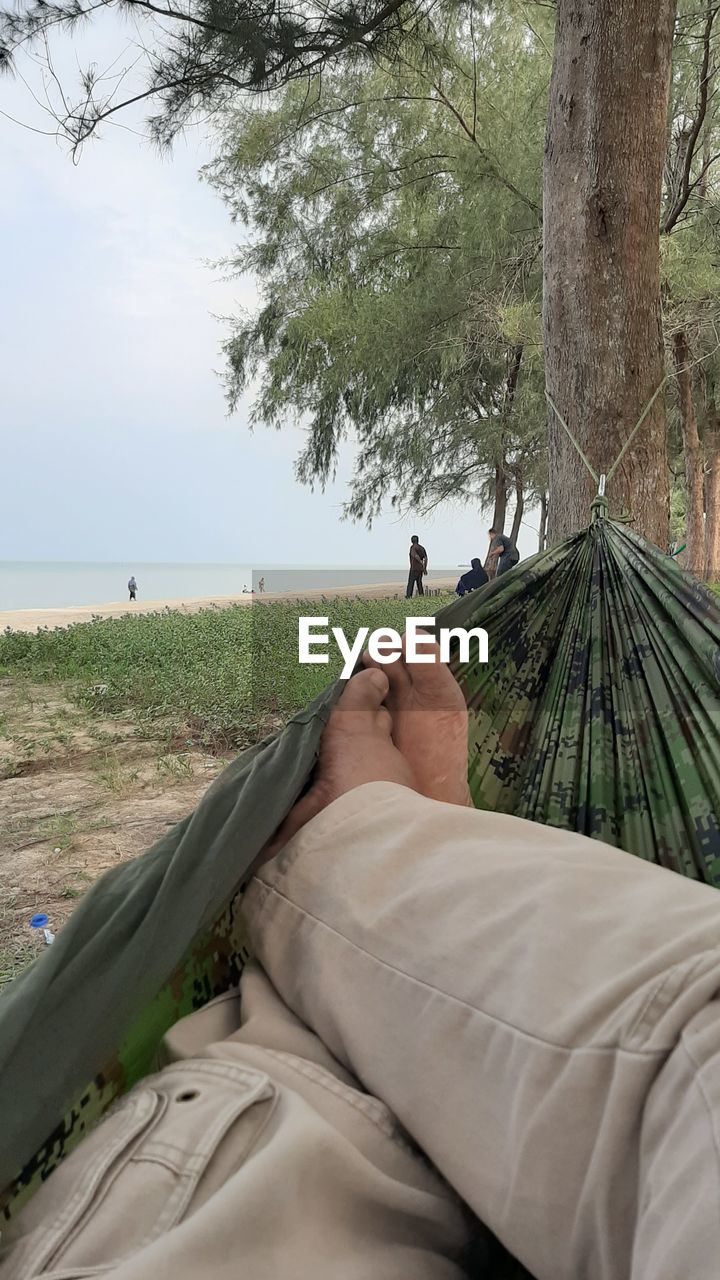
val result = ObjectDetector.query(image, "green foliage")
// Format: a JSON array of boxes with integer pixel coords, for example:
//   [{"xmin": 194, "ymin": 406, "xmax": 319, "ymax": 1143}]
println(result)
[
  {"xmin": 0, "ymin": 599, "xmax": 451, "ymax": 750},
  {"xmin": 156, "ymin": 753, "xmax": 194, "ymax": 783},
  {"xmin": 2, "ymin": 610, "xmax": 253, "ymax": 749},
  {"xmin": 662, "ymin": 3, "xmax": 720, "ymax": 365},
  {"xmin": 7, "ymin": 0, "xmax": 720, "ymax": 545},
  {"xmin": 47, "ymin": 813, "xmax": 79, "ymax": 853},
  {"xmin": 661, "ymin": 227, "xmax": 720, "ymax": 306},
  {"xmin": 0, "ymin": 0, "xmax": 430, "ymax": 151},
  {"xmin": 670, "ymin": 483, "xmax": 687, "ymax": 543},
  {"xmin": 209, "ymin": 4, "xmax": 550, "ymax": 522},
  {"xmin": 90, "ymin": 753, "xmax": 141, "ymax": 796}
]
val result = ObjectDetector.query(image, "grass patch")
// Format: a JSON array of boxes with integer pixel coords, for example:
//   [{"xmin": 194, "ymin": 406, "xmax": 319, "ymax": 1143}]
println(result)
[
  {"xmin": 0, "ymin": 942, "xmax": 37, "ymax": 988},
  {"xmin": 155, "ymin": 752, "xmax": 194, "ymax": 783},
  {"xmin": 90, "ymin": 751, "xmax": 141, "ymax": 795},
  {"xmin": 45, "ymin": 812, "xmax": 79, "ymax": 853},
  {"xmin": 0, "ymin": 598, "xmax": 452, "ymax": 751}
]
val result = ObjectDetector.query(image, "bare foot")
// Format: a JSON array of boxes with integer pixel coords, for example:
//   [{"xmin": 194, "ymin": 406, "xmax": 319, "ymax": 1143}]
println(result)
[
  {"xmin": 256, "ymin": 667, "xmax": 417, "ymax": 865},
  {"xmin": 362, "ymin": 633, "xmax": 472, "ymax": 807}
]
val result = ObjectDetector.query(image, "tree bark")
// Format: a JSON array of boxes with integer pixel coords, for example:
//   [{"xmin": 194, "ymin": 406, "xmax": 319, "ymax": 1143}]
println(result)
[
  {"xmin": 544, "ymin": 0, "xmax": 675, "ymax": 547},
  {"xmin": 505, "ymin": 345, "xmax": 523, "ymax": 408},
  {"xmin": 484, "ymin": 465, "xmax": 507, "ymax": 580},
  {"xmin": 489, "ymin": 344, "xmax": 523, "ymax": 536},
  {"xmin": 490, "ymin": 463, "xmax": 508, "ymax": 533},
  {"xmin": 673, "ymin": 330, "xmax": 705, "ymax": 574},
  {"xmin": 539, "ymin": 491, "xmax": 549, "ymax": 551},
  {"xmin": 698, "ymin": 57, "xmax": 715, "ymax": 203},
  {"xmin": 703, "ymin": 376, "xmax": 720, "ymax": 580},
  {"xmin": 483, "ymin": 462, "xmax": 509, "ymax": 580},
  {"xmin": 509, "ymin": 469, "xmax": 524, "ymax": 544}
]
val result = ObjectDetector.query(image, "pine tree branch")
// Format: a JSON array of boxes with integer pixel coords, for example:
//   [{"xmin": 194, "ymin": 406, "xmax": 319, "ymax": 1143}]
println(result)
[{"xmin": 663, "ymin": 0, "xmax": 717, "ymax": 233}]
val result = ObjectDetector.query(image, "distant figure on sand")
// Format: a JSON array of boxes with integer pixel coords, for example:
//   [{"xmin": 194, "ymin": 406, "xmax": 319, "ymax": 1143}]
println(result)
[
  {"xmin": 487, "ymin": 528, "xmax": 519, "ymax": 577},
  {"xmin": 406, "ymin": 535, "xmax": 428, "ymax": 598},
  {"xmin": 128, "ymin": 576, "xmax": 137, "ymax": 602},
  {"xmin": 258, "ymin": 577, "xmax": 265, "ymax": 594},
  {"xmin": 456, "ymin": 557, "xmax": 489, "ymax": 597}
]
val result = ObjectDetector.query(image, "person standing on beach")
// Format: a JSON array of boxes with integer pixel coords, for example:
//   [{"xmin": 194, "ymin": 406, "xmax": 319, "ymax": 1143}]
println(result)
[
  {"xmin": 406, "ymin": 535, "xmax": 427, "ymax": 598},
  {"xmin": 487, "ymin": 528, "xmax": 519, "ymax": 577},
  {"xmin": 127, "ymin": 575, "xmax": 138, "ymax": 601},
  {"xmin": 258, "ymin": 577, "xmax": 266, "ymax": 594}
]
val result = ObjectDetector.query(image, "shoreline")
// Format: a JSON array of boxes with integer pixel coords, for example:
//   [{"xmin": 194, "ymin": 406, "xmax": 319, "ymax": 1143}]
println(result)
[{"xmin": 0, "ymin": 578, "xmax": 458, "ymax": 634}]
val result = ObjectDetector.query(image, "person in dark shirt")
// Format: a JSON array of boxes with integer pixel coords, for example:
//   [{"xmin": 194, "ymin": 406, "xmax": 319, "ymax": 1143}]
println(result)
[
  {"xmin": 455, "ymin": 557, "xmax": 489, "ymax": 596},
  {"xmin": 128, "ymin": 576, "xmax": 138, "ymax": 601},
  {"xmin": 406, "ymin": 535, "xmax": 428, "ymax": 598},
  {"xmin": 487, "ymin": 529, "xmax": 520, "ymax": 576}
]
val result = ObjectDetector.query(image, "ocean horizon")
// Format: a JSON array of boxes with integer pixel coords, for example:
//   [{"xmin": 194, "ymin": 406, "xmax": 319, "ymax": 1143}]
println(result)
[{"xmin": 0, "ymin": 561, "xmax": 461, "ymax": 612}]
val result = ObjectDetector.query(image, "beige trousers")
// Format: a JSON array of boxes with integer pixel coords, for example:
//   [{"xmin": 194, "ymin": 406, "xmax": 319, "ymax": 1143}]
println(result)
[{"xmin": 4, "ymin": 780, "xmax": 720, "ymax": 1280}]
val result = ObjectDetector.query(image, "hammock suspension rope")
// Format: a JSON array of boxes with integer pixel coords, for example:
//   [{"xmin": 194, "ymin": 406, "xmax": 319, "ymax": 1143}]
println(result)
[{"xmin": 545, "ymin": 377, "xmax": 669, "ymax": 510}]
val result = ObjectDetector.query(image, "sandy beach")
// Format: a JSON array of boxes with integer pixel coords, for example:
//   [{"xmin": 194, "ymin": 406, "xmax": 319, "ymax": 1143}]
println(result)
[{"xmin": 0, "ymin": 578, "xmax": 457, "ymax": 634}]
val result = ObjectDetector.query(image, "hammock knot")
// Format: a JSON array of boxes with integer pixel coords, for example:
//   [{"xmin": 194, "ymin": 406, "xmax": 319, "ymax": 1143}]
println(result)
[{"xmin": 591, "ymin": 494, "xmax": 609, "ymax": 522}]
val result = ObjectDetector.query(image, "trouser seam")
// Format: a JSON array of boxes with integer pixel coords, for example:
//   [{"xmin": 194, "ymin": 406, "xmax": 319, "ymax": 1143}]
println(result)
[
  {"xmin": 252, "ymin": 881, "xmax": 671, "ymax": 1059},
  {"xmin": 679, "ymin": 1039, "xmax": 720, "ymax": 1191},
  {"xmin": 625, "ymin": 951, "xmax": 718, "ymax": 1048}
]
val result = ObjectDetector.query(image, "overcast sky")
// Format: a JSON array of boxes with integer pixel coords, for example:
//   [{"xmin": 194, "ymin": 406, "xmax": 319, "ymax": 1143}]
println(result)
[{"xmin": 0, "ymin": 23, "xmax": 536, "ymax": 568}]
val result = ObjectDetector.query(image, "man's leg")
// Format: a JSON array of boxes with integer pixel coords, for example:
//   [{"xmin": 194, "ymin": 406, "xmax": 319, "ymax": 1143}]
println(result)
[
  {"xmin": 417, "ymin": 573, "xmax": 424, "ymax": 595},
  {"xmin": 245, "ymin": 646, "xmax": 720, "ymax": 1280},
  {"xmin": 1, "ymin": 673, "xmax": 474, "ymax": 1280},
  {"xmin": 405, "ymin": 571, "xmax": 415, "ymax": 598}
]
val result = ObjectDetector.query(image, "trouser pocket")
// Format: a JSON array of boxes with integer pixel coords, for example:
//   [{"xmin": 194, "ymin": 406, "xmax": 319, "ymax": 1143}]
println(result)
[{"xmin": 5, "ymin": 1060, "xmax": 276, "ymax": 1279}]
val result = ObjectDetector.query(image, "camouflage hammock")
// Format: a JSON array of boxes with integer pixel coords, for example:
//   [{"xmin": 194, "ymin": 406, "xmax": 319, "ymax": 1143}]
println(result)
[{"xmin": 1, "ymin": 515, "xmax": 719, "ymax": 1237}]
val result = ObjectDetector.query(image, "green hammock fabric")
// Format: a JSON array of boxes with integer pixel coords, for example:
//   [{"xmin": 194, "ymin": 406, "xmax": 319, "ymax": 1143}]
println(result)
[
  {"xmin": 460, "ymin": 517, "xmax": 720, "ymax": 881},
  {"xmin": 1, "ymin": 516, "xmax": 719, "ymax": 1231}
]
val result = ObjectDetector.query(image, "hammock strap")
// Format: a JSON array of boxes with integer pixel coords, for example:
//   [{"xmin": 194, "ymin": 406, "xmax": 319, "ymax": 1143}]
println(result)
[
  {"xmin": 605, "ymin": 378, "xmax": 668, "ymax": 485},
  {"xmin": 545, "ymin": 394, "xmax": 598, "ymax": 485},
  {"xmin": 546, "ymin": 377, "xmax": 668, "ymax": 498}
]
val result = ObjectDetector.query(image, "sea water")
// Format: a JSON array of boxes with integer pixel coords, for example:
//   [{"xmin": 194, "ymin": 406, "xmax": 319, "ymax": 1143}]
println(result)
[{"xmin": 0, "ymin": 562, "xmax": 458, "ymax": 611}]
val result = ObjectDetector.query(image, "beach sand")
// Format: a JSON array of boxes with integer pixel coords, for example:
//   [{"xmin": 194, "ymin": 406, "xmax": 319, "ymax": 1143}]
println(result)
[{"xmin": 0, "ymin": 579, "xmax": 457, "ymax": 634}]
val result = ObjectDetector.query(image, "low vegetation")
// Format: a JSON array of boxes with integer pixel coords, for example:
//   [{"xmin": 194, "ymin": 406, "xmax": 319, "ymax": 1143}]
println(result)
[
  {"xmin": 0, "ymin": 596, "xmax": 452, "ymax": 753},
  {"xmin": 0, "ymin": 597, "xmax": 455, "ymax": 982}
]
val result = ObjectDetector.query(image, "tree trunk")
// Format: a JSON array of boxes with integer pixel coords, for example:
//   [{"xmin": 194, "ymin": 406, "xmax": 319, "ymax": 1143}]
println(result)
[
  {"xmin": 509, "ymin": 469, "xmax": 524, "ymax": 544},
  {"xmin": 488, "ymin": 345, "xmax": 523, "ymax": 536},
  {"xmin": 698, "ymin": 71, "xmax": 715, "ymax": 202},
  {"xmin": 505, "ymin": 345, "xmax": 523, "ymax": 409},
  {"xmin": 703, "ymin": 377, "xmax": 720, "ymax": 580},
  {"xmin": 482, "ymin": 466, "xmax": 507, "ymax": 580},
  {"xmin": 485, "ymin": 346, "xmax": 522, "ymax": 573},
  {"xmin": 539, "ymin": 491, "xmax": 549, "ymax": 551},
  {"xmin": 544, "ymin": 0, "xmax": 675, "ymax": 546},
  {"xmin": 673, "ymin": 330, "xmax": 705, "ymax": 574},
  {"xmin": 490, "ymin": 463, "xmax": 508, "ymax": 533}
]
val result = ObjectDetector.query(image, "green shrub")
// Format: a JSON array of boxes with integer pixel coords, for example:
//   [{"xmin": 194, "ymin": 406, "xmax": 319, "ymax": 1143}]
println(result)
[{"xmin": 0, "ymin": 597, "xmax": 452, "ymax": 751}]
